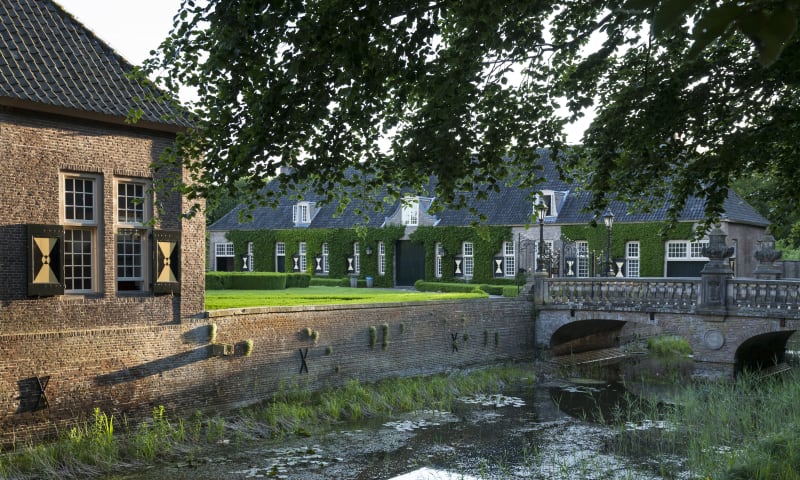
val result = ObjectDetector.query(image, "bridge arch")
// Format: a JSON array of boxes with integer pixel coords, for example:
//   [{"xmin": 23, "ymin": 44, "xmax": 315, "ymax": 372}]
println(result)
[
  {"xmin": 550, "ymin": 319, "xmax": 628, "ymax": 356},
  {"xmin": 734, "ymin": 331, "xmax": 796, "ymax": 376}
]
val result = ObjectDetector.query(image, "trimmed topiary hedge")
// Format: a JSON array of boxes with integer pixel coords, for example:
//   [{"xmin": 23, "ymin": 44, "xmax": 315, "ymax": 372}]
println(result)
[
  {"xmin": 310, "ymin": 277, "xmax": 345, "ymax": 287},
  {"xmin": 414, "ymin": 280, "xmax": 484, "ymax": 294},
  {"xmin": 205, "ymin": 272, "xmax": 311, "ymax": 290},
  {"xmin": 502, "ymin": 286, "xmax": 520, "ymax": 298}
]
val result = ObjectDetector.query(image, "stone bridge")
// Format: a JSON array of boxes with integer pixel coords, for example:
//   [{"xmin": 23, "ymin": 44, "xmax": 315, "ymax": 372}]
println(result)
[{"xmin": 531, "ymin": 231, "xmax": 799, "ymax": 378}]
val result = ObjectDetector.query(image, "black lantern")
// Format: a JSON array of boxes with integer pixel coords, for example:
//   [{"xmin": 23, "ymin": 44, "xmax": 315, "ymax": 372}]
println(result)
[{"xmin": 603, "ymin": 208, "xmax": 615, "ymax": 276}]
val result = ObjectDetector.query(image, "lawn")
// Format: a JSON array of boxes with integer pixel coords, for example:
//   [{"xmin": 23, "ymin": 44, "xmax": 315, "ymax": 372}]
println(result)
[{"xmin": 205, "ymin": 286, "xmax": 488, "ymax": 310}]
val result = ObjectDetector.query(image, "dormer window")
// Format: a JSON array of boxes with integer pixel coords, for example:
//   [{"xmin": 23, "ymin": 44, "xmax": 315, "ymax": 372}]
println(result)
[
  {"xmin": 292, "ymin": 201, "xmax": 315, "ymax": 226},
  {"xmin": 534, "ymin": 192, "xmax": 557, "ymax": 218},
  {"xmin": 401, "ymin": 197, "xmax": 419, "ymax": 226}
]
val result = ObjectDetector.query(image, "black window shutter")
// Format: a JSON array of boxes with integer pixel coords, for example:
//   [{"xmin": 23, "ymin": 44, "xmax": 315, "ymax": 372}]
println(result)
[
  {"xmin": 493, "ymin": 255, "xmax": 505, "ymax": 277},
  {"xmin": 453, "ymin": 255, "xmax": 464, "ymax": 278},
  {"xmin": 27, "ymin": 224, "xmax": 65, "ymax": 296},
  {"xmin": 153, "ymin": 230, "xmax": 181, "ymax": 295}
]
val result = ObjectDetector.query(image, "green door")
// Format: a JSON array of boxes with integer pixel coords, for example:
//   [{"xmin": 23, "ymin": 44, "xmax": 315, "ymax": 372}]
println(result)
[{"xmin": 396, "ymin": 241, "xmax": 425, "ymax": 286}]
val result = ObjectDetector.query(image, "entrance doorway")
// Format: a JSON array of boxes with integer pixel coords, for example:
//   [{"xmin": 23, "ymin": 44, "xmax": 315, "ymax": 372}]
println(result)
[{"xmin": 395, "ymin": 241, "xmax": 425, "ymax": 286}]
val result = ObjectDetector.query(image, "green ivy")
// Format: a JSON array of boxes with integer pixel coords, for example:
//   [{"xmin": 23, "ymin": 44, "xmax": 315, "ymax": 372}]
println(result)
[
  {"xmin": 409, "ymin": 225, "xmax": 512, "ymax": 283},
  {"xmin": 226, "ymin": 226, "xmax": 406, "ymax": 288},
  {"xmin": 560, "ymin": 222, "xmax": 695, "ymax": 276}
]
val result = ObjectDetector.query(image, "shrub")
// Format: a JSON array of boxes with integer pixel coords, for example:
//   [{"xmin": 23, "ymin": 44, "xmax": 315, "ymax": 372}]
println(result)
[
  {"xmin": 310, "ymin": 277, "xmax": 344, "ymax": 287},
  {"xmin": 205, "ymin": 272, "xmax": 231, "ymax": 290},
  {"xmin": 414, "ymin": 280, "xmax": 484, "ymax": 294},
  {"xmin": 502, "ymin": 286, "xmax": 520, "ymax": 298},
  {"xmin": 286, "ymin": 273, "xmax": 311, "ymax": 288},
  {"xmin": 205, "ymin": 272, "xmax": 289, "ymax": 290},
  {"xmin": 647, "ymin": 335, "xmax": 693, "ymax": 357},
  {"xmin": 230, "ymin": 273, "xmax": 287, "ymax": 290},
  {"xmin": 478, "ymin": 284, "xmax": 504, "ymax": 296}
]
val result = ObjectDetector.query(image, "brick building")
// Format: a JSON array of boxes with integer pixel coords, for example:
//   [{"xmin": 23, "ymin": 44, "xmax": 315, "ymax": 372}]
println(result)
[
  {"xmin": 0, "ymin": 0, "xmax": 206, "ymax": 438},
  {"xmin": 0, "ymin": 0, "xmax": 205, "ymax": 320}
]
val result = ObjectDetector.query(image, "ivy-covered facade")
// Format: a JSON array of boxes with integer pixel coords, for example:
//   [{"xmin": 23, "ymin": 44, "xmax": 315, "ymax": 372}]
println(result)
[{"xmin": 209, "ymin": 154, "xmax": 770, "ymax": 285}]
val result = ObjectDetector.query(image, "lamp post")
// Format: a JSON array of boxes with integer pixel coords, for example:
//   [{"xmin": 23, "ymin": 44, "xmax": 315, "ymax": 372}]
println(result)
[
  {"xmin": 603, "ymin": 208, "xmax": 615, "ymax": 276},
  {"xmin": 536, "ymin": 200, "xmax": 547, "ymax": 273}
]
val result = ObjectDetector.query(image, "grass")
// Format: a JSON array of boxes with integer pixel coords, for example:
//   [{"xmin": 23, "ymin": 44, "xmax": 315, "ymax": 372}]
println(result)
[
  {"xmin": 205, "ymin": 286, "xmax": 487, "ymax": 310},
  {"xmin": 0, "ymin": 364, "xmax": 530, "ymax": 479}
]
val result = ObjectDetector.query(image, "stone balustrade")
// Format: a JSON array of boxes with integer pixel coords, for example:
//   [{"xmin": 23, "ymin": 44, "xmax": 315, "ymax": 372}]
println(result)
[
  {"xmin": 544, "ymin": 277, "xmax": 699, "ymax": 310},
  {"xmin": 540, "ymin": 276, "xmax": 800, "ymax": 319}
]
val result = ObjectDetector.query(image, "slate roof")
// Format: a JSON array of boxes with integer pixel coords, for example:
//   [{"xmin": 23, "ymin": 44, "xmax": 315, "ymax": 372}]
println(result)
[
  {"xmin": 210, "ymin": 152, "xmax": 770, "ymax": 232},
  {"xmin": 0, "ymin": 0, "xmax": 186, "ymax": 129}
]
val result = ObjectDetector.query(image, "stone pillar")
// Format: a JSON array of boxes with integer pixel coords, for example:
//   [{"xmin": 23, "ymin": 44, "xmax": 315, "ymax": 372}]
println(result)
[
  {"xmin": 698, "ymin": 227, "xmax": 734, "ymax": 313},
  {"xmin": 753, "ymin": 234, "xmax": 783, "ymax": 279},
  {"xmin": 532, "ymin": 271, "xmax": 547, "ymax": 305}
]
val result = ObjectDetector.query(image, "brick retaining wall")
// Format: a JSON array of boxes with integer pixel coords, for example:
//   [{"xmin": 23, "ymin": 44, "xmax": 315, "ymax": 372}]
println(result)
[{"xmin": 0, "ymin": 298, "xmax": 533, "ymax": 443}]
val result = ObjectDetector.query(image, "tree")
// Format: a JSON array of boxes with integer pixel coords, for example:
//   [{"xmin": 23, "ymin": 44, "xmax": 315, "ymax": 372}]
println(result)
[{"xmin": 138, "ymin": 0, "xmax": 799, "ymax": 232}]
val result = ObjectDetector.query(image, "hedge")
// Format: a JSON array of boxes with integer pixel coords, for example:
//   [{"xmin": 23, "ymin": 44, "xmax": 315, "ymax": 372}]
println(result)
[
  {"xmin": 414, "ymin": 280, "xmax": 485, "ymax": 294},
  {"xmin": 205, "ymin": 272, "xmax": 311, "ymax": 290},
  {"xmin": 310, "ymin": 277, "xmax": 345, "ymax": 287},
  {"xmin": 502, "ymin": 286, "xmax": 521, "ymax": 298}
]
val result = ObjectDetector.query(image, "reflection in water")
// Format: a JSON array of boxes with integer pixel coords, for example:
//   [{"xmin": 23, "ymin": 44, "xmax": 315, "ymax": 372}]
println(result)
[
  {"xmin": 549, "ymin": 381, "xmax": 636, "ymax": 424},
  {"xmin": 117, "ymin": 380, "xmax": 687, "ymax": 479}
]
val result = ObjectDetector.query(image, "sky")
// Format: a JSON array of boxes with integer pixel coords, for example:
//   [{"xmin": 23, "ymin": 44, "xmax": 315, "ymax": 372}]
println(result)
[
  {"xmin": 54, "ymin": 0, "xmax": 590, "ymax": 143},
  {"xmin": 55, "ymin": 0, "xmax": 182, "ymax": 66}
]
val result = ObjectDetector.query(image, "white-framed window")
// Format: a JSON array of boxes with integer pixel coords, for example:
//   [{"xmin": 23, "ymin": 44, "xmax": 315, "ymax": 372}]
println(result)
[
  {"xmin": 378, "ymin": 241, "xmax": 386, "ymax": 276},
  {"xmin": 353, "ymin": 242, "xmax": 361, "ymax": 274},
  {"xmin": 116, "ymin": 179, "xmax": 151, "ymax": 291},
  {"xmin": 626, "ymin": 241, "xmax": 640, "ymax": 278},
  {"xmin": 576, "ymin": 241, "xmax": 589, "ymax": 278},
  {"xmin": 401, "ymin": 197, "xmax": 419, "ymax": 226},
  {"xmin": 321, "ymin": 243, "xmax": 329, "ymax": 274},
  {"xmin": 463, "ymin": 242, "xmax": 474, "ymax": 278},
  {"xmin": 215, "ymin": 242, "xmax": 235, "ymax": 271},
  {"xmin": 63, "ymin": 174, "xmax": 100, "ymax": 293},
  {"xmin": 244, "ymin": 241, "xmax": 254, "ymax": 271},
  {"xmin": 215, "ymin": 242, "xmax": 234, "ymax": 257},
  {"xmin": 666, "ymin": 240, "xmax": 709, "ymax": 260},
  {"xmin": 292, "ymin": 201, "xmax": 315, "ymax": 225},
  {"xmin": 299, "ymin": 242, "xmax": 307, "ymax": 272},
  {"xmin": 504, "ymin": 241, "xmax": 515, "ymax": 277},
  {"xmin": 534, "ymin": 191, "xmax": 557, "ymax": 218},
  {"xmin": 435, "ymin": 242, "xmax": 444, "ymax": 278},
  {"xmin": 275, "ymin": 241, "xmax": 286, "ymax": 272}
]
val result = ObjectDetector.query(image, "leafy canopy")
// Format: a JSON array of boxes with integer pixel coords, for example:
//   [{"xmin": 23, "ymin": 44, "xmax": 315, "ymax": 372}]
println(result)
[{"xmin": 139, "ymin": 0, "xmax": 799, "ymax": 233}]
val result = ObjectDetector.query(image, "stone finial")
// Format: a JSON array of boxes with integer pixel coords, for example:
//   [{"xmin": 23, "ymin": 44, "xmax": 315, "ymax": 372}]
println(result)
[
  {"xmin": 700, "ymin": 227, "xmax": 735, "ymax": 275},
  {"xmin": 753, "ymin": 234, "xmax": 783, "ymax": 279}
]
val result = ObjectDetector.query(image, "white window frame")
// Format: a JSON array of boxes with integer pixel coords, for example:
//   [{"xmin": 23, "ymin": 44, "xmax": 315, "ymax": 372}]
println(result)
[
  {"xmin": 503, "ymin": 241, "xmax": 516, "ymax": 277},
  {"xmin": 299, "ymin": 242, "xmax": 307, "ymax": 272},
  {"xmin": 626, "ymin": 241, "xmax": 640, "ymax": 278},
  {"xmin": 576, "ymin": 241, "xmax": 589, "ymax": 278},
  {"xmin": 321, "ymin": 243, "xmax": 330, "ymax": 274},
  {"xmin": 353, "ymin": 242, "xmax": 361, "ymax": 274},
  {"xmin": 378, "ymin": 241, "xmax": 386, "ymax": 276},
  {"xmin": 292, "ymin": 201, "xmax": 315, "ymax": 225},
  {"xmin": 63, "ymin": 173, "xmax": 101, "ymax": 293},
  {"xmin": 435, "ymin": 242, "xmax": 444, "ymax": 278},
  {"xmin": 401, "ymin": 197, "xmax": 419, "ymax": 226},
  {"xmin": 214, "ymin": 241, "xmax": 234, "ymax": 272},
  {"xmin": 245, "ymin": 241, "xmax": 254, "ymax": 271},
  {"xmin": 535, "ymin": 191, "xmax": 557, "ymax": 218},
  {"xmin": 215, "ymin": 242, "xmax": 235, "ymax": 257},
  {"xmin": 115, "ymin": 179, "xmax": 151, "ymax": 291},
  {"xmin": 275, "ymin": 241, "xmax": 286, "ymax": 271},
  {"xmin": 666, "ymin": 240, "xmax": 709, "ymax": 260},
  {"xmin": 463, "ymin": 242, "xmax": 474, "ymax": 279}
]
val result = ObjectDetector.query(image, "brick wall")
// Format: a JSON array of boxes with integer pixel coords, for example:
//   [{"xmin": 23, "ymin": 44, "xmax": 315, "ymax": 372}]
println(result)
[
  {"xmin": 0, "ymin": 108, "xmax": 205, "ymax": 325},
  {"xmin": 0, "ymin": 298, "xmax": 534, "ymax": 443}
]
